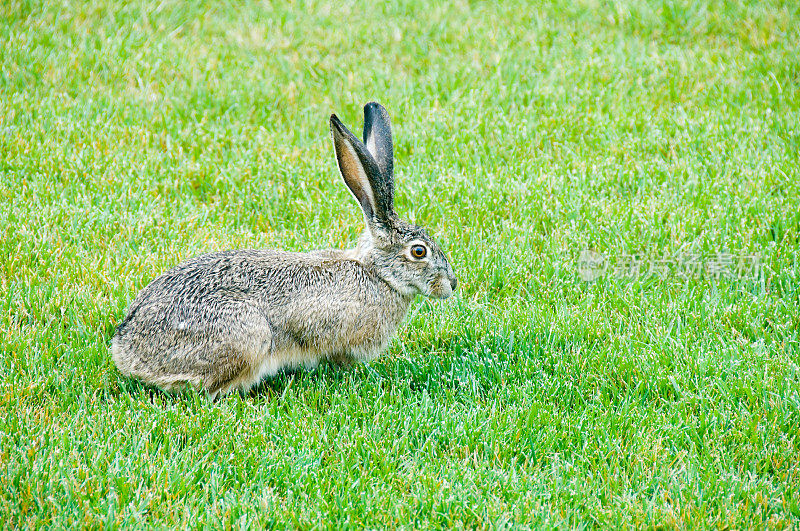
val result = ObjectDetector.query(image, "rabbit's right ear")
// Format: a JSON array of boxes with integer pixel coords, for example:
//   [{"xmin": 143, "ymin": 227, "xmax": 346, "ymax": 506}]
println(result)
[{"xmin": 330, "ymin": 113, "xmax": 391, "ymax": 222}]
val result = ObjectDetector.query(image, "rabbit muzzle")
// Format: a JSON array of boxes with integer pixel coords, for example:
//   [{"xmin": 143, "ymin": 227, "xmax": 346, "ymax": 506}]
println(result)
[{"xmin": 429, "ymin": 272, "xmax": 458, "ymax": 299}]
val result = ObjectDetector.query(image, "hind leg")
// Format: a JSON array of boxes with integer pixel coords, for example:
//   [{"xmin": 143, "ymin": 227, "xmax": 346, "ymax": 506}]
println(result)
[
  {"xmin": 203, "ymin": 343, "xmax": 251, "ymax": 398},
  {"xmin": 204, "ymin": 324, "xmax": 274, "ymax": 399},
  {"xmin": 114, "ymin": 303, "xmax": 273, "ymax": 399}
]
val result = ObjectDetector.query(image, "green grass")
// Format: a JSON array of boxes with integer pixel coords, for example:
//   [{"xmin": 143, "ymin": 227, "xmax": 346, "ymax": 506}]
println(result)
[{"xmin": 2, "ymin": 0, "xmax": 800, "ymax": 527}]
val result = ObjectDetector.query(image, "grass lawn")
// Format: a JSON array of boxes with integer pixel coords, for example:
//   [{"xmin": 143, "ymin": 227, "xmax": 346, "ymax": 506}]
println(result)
[{"xmin": 2, "ymin": 0, "xmax": 800, "ymax": 527}]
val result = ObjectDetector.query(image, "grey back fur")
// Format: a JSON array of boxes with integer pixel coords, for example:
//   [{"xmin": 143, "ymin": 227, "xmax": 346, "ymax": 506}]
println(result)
[{"xmin": 111, "ymin": 102, "xmax": 457, "ymax": 399}]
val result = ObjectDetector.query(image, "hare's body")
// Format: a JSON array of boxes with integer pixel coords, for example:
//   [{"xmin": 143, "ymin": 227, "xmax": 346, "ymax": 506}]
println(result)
[
  {"xmin": 112, "ymin": 103, "xmax": 456, "ymax": 398},
  {"xmin": 112, "ymin": 249, "xmax": 412, "ymax": 397}
]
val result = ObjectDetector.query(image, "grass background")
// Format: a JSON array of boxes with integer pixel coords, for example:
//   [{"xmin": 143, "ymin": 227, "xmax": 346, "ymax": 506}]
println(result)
[{"xmin": 2, "ymin": 0, "xmax": 800, "ymax": 527}]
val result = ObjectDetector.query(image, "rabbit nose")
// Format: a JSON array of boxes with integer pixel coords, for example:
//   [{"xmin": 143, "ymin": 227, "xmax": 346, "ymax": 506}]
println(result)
[{"xmin": 450, "ymin": 277, "xmax": 458, "ymax": 290}]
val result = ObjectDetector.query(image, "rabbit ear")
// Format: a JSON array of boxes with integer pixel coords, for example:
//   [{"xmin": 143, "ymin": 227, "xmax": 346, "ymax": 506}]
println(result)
[
  {"xmin": 330, "ymin": 113, "xmax": 392, "ymax": 222},
  {"xmin": 362, "ymin": 102, "xmax": 394, "ymax": 209}
]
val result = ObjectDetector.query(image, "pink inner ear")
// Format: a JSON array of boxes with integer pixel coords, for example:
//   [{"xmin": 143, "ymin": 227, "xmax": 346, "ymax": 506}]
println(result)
[{"xmin": 334, "ymin": 133, "xmax": 376, "ymax": 217}]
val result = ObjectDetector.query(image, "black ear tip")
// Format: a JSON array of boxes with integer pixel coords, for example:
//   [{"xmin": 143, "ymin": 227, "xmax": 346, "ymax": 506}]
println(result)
[{"xmin": 364, "ymin": 101, "xmax": 387, "ymax": 115}]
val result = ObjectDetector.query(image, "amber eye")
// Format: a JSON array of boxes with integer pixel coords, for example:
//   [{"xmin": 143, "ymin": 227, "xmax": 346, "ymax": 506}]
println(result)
[{"xmin": 410, "ymin": 245, "xmax": 427, "ymax": 259}]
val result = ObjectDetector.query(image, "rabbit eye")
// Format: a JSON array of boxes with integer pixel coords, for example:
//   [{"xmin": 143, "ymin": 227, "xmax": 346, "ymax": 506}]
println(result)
[{"xmin": 410, "ymin": 245, "xmax": 427, "ymax": 259}]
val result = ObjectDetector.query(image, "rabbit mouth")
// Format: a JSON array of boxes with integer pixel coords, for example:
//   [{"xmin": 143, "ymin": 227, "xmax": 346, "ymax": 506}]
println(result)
[{"xmin": 428, "ymin": 278, "xmax": 456, "ymax": 299}]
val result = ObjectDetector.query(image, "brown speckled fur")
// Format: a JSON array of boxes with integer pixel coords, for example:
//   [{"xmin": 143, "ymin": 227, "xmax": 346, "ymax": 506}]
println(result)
[{"xmin": 111, "ymin": 103, "xmax": 457, "ymax": 399}]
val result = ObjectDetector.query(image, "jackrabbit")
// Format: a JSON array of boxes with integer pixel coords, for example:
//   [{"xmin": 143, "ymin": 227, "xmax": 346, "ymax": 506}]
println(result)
[{"xmin": 111, "ymin": 102, "xmax": 457, "ymax": 399}]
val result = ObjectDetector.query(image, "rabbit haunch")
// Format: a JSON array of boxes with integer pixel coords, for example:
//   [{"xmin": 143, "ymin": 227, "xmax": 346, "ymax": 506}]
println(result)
[{"xmin": 111, "ymin": 102, "xmax": 457, "ymax": 399}]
